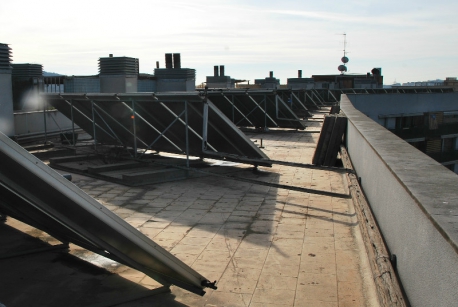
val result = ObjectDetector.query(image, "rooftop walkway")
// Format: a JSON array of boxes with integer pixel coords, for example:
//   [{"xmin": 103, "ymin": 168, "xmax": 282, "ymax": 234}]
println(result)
[{"xmin": 0, "ymin": 111, "xmax": 379, "ymax": 307}]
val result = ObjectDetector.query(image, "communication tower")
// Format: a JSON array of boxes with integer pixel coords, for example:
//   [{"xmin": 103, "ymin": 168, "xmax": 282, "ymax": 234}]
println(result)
[{"xmin": 338, "ymin": 33, "xmax": 349, "ymax": 74}]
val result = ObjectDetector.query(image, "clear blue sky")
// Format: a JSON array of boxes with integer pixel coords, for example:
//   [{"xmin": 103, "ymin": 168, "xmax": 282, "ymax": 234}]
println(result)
[{"xmin": 1, "ymin": 0, "xmax": 456, "ymax": 85}]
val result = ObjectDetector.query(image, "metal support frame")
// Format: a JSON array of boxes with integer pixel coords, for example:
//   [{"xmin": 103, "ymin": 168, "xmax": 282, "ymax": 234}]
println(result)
[
  {"xmin": 185, "ymin": 101, "xmax": 190, "ymax": 168},
  {"xmin": 157, "ymin": 101, "xmax": 218, "ymax": 153},
  {"xmin": 90, "ymin": 102, "xmax": 136, "ymax": 157},
  {"xmin": 131, "ymin": 99, "xmax": 138, "ymax": 158},
  {"xmin": 305, "ymin": 91, "xmax": 320, "ymax": 109},
  {"xmin": 202, "ymin": 100, "xmax": 209, "ymax": 151},
  {"xmin": 243, "ymin": 92, "xmax": 278, "ymax": 128},
  {"xmin": 290, "ymin": 91, "xmax": 309, "ymax": 112},
  {"xmin": 220, "ymin": 92, "xmax": 255, "ymax": 127},
  {"xmin": 311, "ymin": 89, "xmax": 326, "ymax": 106},
  {"xmin": 121, "ymin": 102, "xmax": 183, "ymax": 154},
  {"xmin": 145, "ymin": 109, "xmax": 186, "ymax": 152},
  {"xmin": 327, "ymin": 90, "xmax": 338, "ymax": 103},
  {"xmin": 70, "ymin": 99, "xmax": 76, "ymax": 146},
  {"xmin": 274, "ymin": 95, "xmax": 303, "ymax": 122},
  {"xmin": 44, "ymin": 92, "xmax": 269, "ymax": 165},
  {"xmin": 43, "ymin": 98, "xmax": 48, "ymax": 143},
  {"xmin": 60, "ymin": 97, "xmax": 116, "ymax": 142},
  {"xmin": 91, "ymin": 100, "xmax": 97, "ymax": 152},
  {"xmin": 91, "ymin": 101, "xmax": 149, "ymax": 148},
  {"xmin": 44, "ymin": 107, "xmax": 80, "ymax": 146}
]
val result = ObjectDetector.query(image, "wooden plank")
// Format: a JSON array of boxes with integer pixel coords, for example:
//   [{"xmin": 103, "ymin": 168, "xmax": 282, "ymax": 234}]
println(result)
[
  {"xmin": 312, "ymin": 115, "xmax": 336, "ymax": 165},
  {"xmin": 323, "ymin": 116, "xmax": 347, "ymax": 166}
]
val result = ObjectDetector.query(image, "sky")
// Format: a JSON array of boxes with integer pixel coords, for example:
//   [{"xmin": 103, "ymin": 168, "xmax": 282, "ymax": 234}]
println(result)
[{"xmin": 1, "ymin": 0, "xmax": 457, "ymax": 85}]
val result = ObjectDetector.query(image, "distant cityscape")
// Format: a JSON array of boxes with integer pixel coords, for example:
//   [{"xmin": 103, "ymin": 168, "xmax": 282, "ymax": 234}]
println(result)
[{"xmin": 388, "ymin": 79, "xmax": 446, "ymax": 87}]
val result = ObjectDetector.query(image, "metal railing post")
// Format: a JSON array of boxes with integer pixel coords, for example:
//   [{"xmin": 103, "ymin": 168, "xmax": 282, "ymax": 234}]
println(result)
[
  {"xmin": 91, "ymin": 100, "xmax": 97, "ymax": 153},
  {"xmin": 185, "ymin": 101, "xmax": 190, "ymax": 168},
  {"xmin": 132, "ymin": 99, "xmax": 137, "ymax": 158}
]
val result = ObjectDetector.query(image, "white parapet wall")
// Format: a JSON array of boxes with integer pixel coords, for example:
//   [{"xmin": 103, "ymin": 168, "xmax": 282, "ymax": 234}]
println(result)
[
  {"xmin": 14, "ymin": 110, "xmax": 78, "ymax": 137},
  {"xmin": 341, "ymin": 94, "xmax": 458, "ymax": 307}
]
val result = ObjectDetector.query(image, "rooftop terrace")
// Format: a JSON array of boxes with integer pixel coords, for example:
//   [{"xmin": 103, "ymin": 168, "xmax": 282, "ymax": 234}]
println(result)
[{"xmin": 0, "ymin": 110, "xmax": 380, "ymax": 306}]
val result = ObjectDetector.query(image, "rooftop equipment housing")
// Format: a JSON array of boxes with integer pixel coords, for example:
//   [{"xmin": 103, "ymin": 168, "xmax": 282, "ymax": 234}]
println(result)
[
  {"xmin": 287, "ymin": 69, "xmax": 314, "ymax": 90},
  {"xmin": 255, "ymin": 71, "xmax": 280, "ymax": 89},
  {"xmin": 99, "ymin": 55, "xmax": 139, "ymax": 93},
  {"xmin": 0, "ymin": 43, "xmax": 15, "ymax": 136},
  {"xmin": 154, "ymin": 53, "xmax": 195, "ymax": 92},
  {"xmin": 206, "ymin": 65, "xmax": 236, "ymax": 88},
  {"xmin": 11, "ymin": 63, "xmax": 43, "ymax": 110}
]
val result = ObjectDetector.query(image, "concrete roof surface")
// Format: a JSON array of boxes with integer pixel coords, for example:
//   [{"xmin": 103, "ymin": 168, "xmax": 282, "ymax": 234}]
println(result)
[{"xmin": 0, "ymin": 110, "xmax": 379, "ymax": 307}]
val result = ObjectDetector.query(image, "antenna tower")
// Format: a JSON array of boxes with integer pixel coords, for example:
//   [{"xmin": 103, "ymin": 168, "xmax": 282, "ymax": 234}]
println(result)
[{"xmin": 338, "ymin": 33, "xmax": 349, "ymax": 74}]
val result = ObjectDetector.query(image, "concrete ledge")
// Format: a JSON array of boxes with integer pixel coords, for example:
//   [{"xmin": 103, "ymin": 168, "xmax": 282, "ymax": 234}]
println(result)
[
  {"xmin": 122, "ymin": 168, "xmax": 188, "ymax": 186},
  {"xmin": 49, "ymin": 154, "xmax": 98, "ymax": 164},
  {"xmin": 341, "ymin": 94, "xmax": 458, "ymax": 307},
  {"xmin": 32, "ymin": 148, "xmax": 77, "ymax": 160},
  {"xmin": 87, "ymin": 161, "xmax": 144, "ymax": 174}
]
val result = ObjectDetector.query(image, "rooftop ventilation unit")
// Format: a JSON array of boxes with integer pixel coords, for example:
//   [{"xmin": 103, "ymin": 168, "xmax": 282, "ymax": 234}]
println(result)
[
  {"xmin": 0, "ymin": 43, "xmax": 12, "ymax": 70},
  {"xmin": 11, "ymin": 63, "xmax": 44, "ymax": 111},
  {"xmin": 12, "ymin": 63, "xmax": 43, "ymax": 78},
  {"xmin": 99, "ymin": 55, "xmax": 139, "ymax": 93},
  {"xmin": 98, "ymin": 56, "xmax": 139, "ymax": 75}
]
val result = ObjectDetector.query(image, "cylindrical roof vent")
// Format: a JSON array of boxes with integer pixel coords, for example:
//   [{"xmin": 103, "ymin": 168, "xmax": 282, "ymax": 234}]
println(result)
[
  {"xmin": 220, "ymin": 65, "xmax": 225, "ymax": 77},
  {"xmin": 98, "ymin": 56, "xmax": 139, "ymax": 75},
  {"xmin": 173, "ymin": 53, "xmax": 181, "ymax": 69},
  {"xmin": 214, "ymin": 65, "xmax": 219, "ymax": 77},
  {"xmin": 298, "ymin": 70, "xmax": 302, "ymax": 78},
  {"xmin": 165, "ymin": 53, "xmax": 173, "ymax": 69},
  {"xmin": 12, "ymin": 64, "xmax": 43, "ymax": 77},
  {"xmin": 0, "ymin": 43, "xmax": 12, "ymax": 70}
]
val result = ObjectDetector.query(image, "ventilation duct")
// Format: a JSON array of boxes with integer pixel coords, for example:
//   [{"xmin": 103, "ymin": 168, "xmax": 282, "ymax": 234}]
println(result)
[
  {"xmin": 165, "ymin": 53, "xmax": 173, "ymax": 69},
  {"xmin": 220, "ymin": 65, "xmax": 225, "ymax": 77},
  {"xmin": 214, "ymin": 66, "xmax": 219, "ymax": 77},
  {"xmin": 173, "ymin": 53, "xmax": 181, "ymax": 69}
]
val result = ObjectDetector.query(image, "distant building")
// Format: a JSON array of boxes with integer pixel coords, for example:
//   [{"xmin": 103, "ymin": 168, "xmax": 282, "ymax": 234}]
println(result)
[
  {"xmin": 205, "ymin": 65, "xmax": 244, "ymax": 89},
  {"xmin": 311, "ymin": 68, "xmax": 383, "ymax": 89},
  {"xmin": 444, "ymin": 77, "xmax": 458, "ymax": 91},
  {"xmin": 43, "ymin": 53, "xmax": 195, "ymax": 95},
  {"xmin": 255, "ymin": 71, "xmax": 280, "ymax": 89},
  {"xmin": 287, "ymin": 70, "xmax": 314, "ymax": 90},
  {"xmin": 347, "ymin": 92, "xmax": 458, "ymax": 173}
]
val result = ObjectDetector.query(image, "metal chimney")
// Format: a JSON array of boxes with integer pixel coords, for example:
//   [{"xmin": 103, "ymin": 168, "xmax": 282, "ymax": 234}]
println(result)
[
  {"xmin": 173, "ymin": 53, "xmax": 181, "ymax": 69},
  {"xmin": 298, "ymin": 70, "xmax": 302, "ymax": 78},
  {"xmin": 156, "ymin": 61, "xmax": 160, "ymax": 69},
  {"xmin": 269, "ymin": 71, "xmax": 273, "ymax": 78},
  {"xmin": 165, "ymin": 53, "xmax": 173, "ymax": 69},
  {"xmin": 214, "ymin": 66, "xmax": 219, "ymax": 77},
  {"xmin": 220, "ymin": 65, "xmax": 225, "ymax": 77}
]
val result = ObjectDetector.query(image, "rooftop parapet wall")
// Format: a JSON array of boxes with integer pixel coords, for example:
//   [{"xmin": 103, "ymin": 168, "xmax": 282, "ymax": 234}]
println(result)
[{"xmin": 341, "ymin": 94, "xmax": 458, "ymax": 307}]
